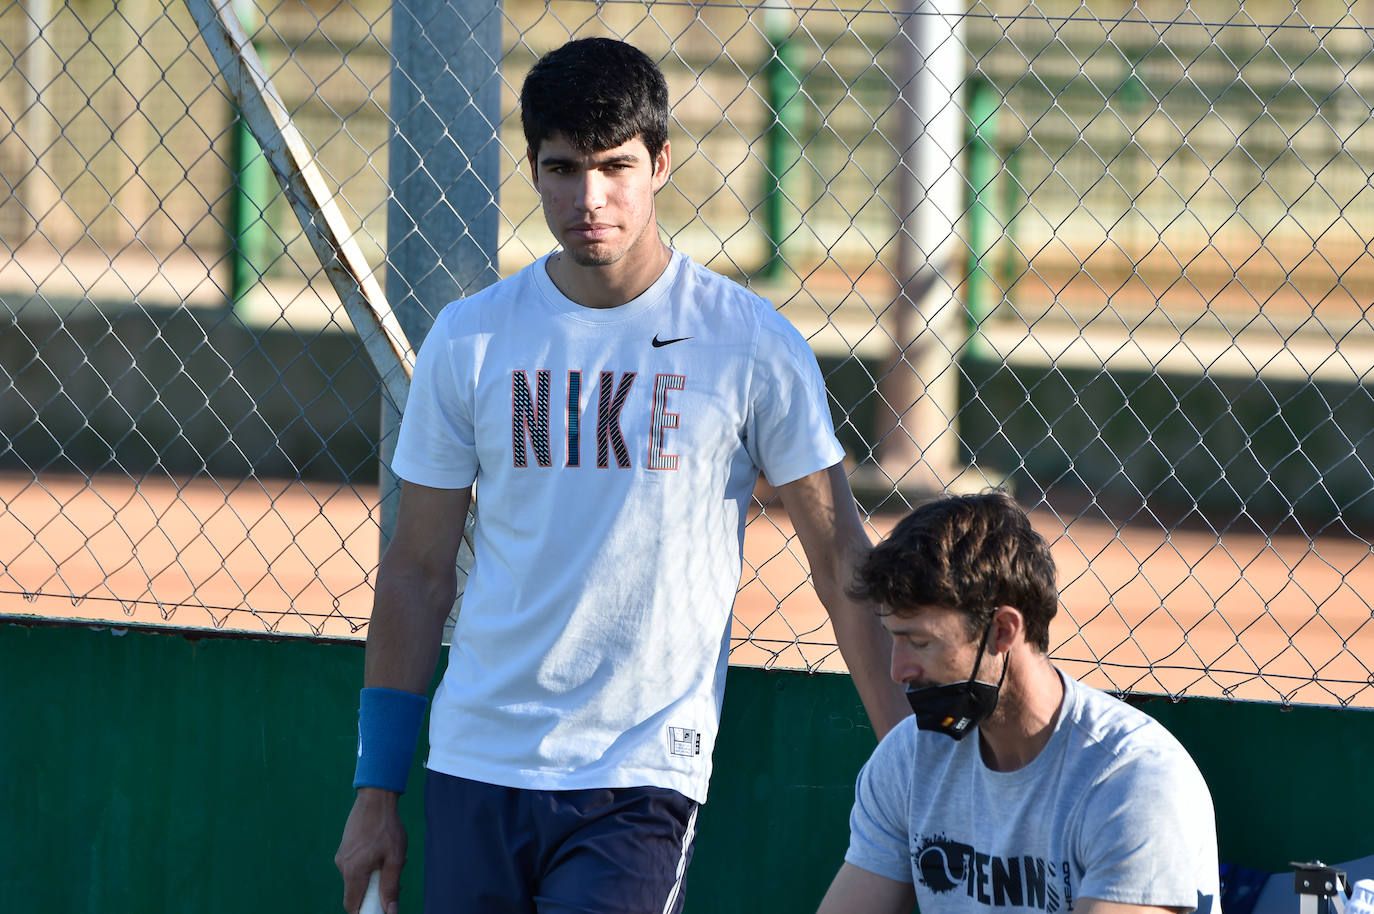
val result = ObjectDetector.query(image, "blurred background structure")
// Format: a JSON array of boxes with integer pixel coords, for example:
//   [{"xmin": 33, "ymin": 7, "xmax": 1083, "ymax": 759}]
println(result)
[{"xmin": 3, "ymin": 0, "xmax": 1374, "ymax": 707}]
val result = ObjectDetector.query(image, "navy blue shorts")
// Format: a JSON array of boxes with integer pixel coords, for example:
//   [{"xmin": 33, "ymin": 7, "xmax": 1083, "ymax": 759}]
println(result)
[{"xmin": 423, "ymin": 770, "xmax": 699, "ymax": 914}]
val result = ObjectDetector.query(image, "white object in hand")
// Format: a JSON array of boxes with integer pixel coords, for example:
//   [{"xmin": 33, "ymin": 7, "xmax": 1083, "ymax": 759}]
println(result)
[{"xmin": 361, "ymin": 870, "xmax": 384, "ymax": 914}]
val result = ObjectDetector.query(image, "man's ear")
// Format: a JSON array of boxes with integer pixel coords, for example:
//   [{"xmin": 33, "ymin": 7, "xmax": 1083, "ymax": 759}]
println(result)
[
  {"xmin": 990, "ymin": 605, "xmax": 1024, "ymax": 655},
  {"xmin": 652, "ymin": 139, "xmax": 671, "ymax": 191}
]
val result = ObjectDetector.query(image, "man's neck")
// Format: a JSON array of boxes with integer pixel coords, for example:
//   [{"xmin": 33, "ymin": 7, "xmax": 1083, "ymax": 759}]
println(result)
[
  {"xmin": 976, "ymin": 652, "xmax": 1065, "ymax": 772},
  {"xmin": 546, "ymin": 240, "xmax": 672, "ymax": 309}
]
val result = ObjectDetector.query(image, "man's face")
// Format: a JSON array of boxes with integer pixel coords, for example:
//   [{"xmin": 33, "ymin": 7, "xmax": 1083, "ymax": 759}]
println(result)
[
  {"xmin": 882, "ymin": 605, "xmax": 987, "ymax": 689},
  {"xmin": 528, "ymin": 132, "xmax": 670, "ymax": 268}
]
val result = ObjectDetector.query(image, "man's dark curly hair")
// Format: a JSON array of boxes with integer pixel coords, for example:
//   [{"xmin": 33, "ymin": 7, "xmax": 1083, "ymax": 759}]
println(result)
[
  {"xmin": 850, "ymin": 491, "xmax": 1057, "ymax": 652},
  {"xmin": 520, "ymin": 38, "xmax": 670, "ymax": 160}
]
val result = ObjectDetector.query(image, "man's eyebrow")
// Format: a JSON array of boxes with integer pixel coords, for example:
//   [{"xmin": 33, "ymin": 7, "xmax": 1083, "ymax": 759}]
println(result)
[
  {"xmin": 538, "ymin": 152, "xmax": 640, "ymax": 169},
  {"xmin": 537, "ymin": 154, "xmax": 578, "ymax": 169}
]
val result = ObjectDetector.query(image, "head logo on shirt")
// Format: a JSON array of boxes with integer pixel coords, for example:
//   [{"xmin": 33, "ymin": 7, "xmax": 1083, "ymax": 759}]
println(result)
[
  {"xmin": 913, "ymin": 835, "xmax": 1062, "ymax": 911},
  {"xmin": 915, "ymin": 835, "xmax": 973, "ymax": 894}
]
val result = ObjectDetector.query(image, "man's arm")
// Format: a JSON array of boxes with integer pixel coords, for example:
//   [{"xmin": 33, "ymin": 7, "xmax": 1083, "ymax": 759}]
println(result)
[
  {"xmin": 334, "ymin": 481, "xmax": 472, "ymax": 914},
  {"xmin": 1075, "ymin": 900, "xmax": 1190, "ymax": 914},
  {"xmin": 777, "ymin": 463, "xmax": 910, "ymax": 738},
  {"xmin": 816, "ymin": 863, "xmax": 915, "ymax": 914},
  {"xmin": 360, "ymin": 481, "xmax": 472, "ymax": 693}
]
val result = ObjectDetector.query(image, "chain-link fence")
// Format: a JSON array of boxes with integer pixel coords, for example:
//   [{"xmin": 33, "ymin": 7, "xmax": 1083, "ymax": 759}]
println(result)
[{"xmin": 3, "ymin": 0, "xmax": 1372, "ymax": 707}]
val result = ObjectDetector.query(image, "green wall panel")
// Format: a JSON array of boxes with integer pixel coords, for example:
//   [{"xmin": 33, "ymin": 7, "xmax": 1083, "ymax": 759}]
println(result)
[
  {"xmin": 687, "ymin": 666, "xmax": 881, "ymax": 913},
  {"xmin": 1127, "ymin": 693, "xmax": 1374, "ymax": 872},
  {"xmin": 0, "ymin": 622, "xmax": 410, "ymax": 912},
  {"xmin": 4, "ymin": 620, "xmax": 1373, "ymax": 913}
]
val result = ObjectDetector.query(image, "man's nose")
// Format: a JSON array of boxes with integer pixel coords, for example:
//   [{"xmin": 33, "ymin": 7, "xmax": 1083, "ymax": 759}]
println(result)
[
  {"xmin": 575, "ymin": 171, "xmax": 607, "ymax": 211},
  {"xmin": 890, "ymin": 647, "xmax": 919, "ymax": 685}
]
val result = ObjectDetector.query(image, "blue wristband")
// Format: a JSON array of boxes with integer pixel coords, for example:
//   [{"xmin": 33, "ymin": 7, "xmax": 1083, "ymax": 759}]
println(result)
[{"xmin": 353, "ymin": 687, "xmax": 428, "ymax": 793}]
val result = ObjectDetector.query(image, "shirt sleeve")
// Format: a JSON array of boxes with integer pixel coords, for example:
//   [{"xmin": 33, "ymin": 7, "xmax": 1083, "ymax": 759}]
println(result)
[
  {"xmin": 844, "ymin": 719, "xmax": 917, "ymax": 884},
  {"xmin": 390, "ymin": 302, "xmax": 481, "ymax": 489},
  {"xmin": 1075, "ymin": 747, "xmax": 1220, "ymax": 911},
  {"xmin": 742, "ymin": 308, "xmax": 846, "ymax": 486}
]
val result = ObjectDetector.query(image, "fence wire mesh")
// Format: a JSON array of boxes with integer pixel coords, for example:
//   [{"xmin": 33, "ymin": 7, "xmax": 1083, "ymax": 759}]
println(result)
[{"xmin": 2, "ymin": 0, "xmax": 1373, "ymax": 707}]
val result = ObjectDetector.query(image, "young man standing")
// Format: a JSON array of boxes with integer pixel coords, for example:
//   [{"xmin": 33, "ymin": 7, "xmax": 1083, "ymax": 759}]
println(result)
[
  {"xmin": 816, "ymin": 491, "xmax": 1221, "ymax": 914},
  {"xmin": 335, "ymin": 37, "xmax": 909, "ymax": 914}
]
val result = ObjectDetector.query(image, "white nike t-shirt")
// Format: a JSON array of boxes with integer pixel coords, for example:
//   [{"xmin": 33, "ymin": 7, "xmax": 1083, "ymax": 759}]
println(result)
[{"xmin": 392, "ymin": 250, "xmax": 845, "ymax": 802}]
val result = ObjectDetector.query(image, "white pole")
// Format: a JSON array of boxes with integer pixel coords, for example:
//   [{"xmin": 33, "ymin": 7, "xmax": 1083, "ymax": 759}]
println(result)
[
  {"xmin": 19, "ymin": 0, "xmax": 57, "ymax": 241},
  {"xmin": 878, "ymin": 0, "xmax": 969, "ymax": 493}
]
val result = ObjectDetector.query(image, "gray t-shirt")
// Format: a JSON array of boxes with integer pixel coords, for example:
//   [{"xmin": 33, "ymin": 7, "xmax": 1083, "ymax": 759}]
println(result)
[{"xmin": 846, "ymin": 669, "xmax": 1221, "ymax": 914}]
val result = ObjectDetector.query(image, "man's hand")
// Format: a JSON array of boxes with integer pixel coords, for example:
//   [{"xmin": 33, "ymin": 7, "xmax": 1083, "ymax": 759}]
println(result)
[{"xmin": 335, "ymin": 787, "xmax": 406, "ymax": 914}]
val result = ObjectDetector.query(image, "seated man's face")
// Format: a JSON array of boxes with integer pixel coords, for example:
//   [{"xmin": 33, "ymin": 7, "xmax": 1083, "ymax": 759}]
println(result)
[{"xmin": 882, "ymin": 605, "xmax": 986, "ymax": 689}]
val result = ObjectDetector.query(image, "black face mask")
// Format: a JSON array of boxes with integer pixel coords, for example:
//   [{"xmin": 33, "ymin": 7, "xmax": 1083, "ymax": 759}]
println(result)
[{"xmin": 905, "ymin": 620, "xmax": 1008, "ymax": 741}]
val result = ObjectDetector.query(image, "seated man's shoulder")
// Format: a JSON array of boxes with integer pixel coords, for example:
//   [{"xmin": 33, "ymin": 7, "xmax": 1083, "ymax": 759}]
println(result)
[
  {"xmin": 880, "ymin": 712, "xmax": 922, "ymax": 749},
  {"xmin": 1057, "ymin": 681, "xmax": 1216, "ymax": 835},
  {"xmin": 1064, "ymin": 677, "xmax": 1200, "ymax": 767},
  {"xmin": 862, "ymin": 715, "xmax": 923, "ymax": 774},
  {"xmin": 854, "ymin": 715, "xmax": 924, "ymax": 810}
]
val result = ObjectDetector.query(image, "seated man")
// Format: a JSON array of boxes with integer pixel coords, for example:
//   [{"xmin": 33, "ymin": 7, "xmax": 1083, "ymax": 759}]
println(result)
[{"xmin": 817, "ymin": 491, "xmax": 1221, "ymax": 914}]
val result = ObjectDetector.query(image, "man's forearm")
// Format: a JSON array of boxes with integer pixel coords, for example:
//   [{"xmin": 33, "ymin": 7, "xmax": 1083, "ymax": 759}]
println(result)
[
  {"xmin": 363, "ymin": 561, "xmax": 458, "ymax": 694},
  {"xmin": 818, "ymin": 574, "xmax": 911, "ymax": 739},
  {"xmin": 361, "ymin": 481, "xmax": 472, "ymax": 694},
  {"xmin": 779, "ymin": 464, "xmax": 911, "ymax": 739}
]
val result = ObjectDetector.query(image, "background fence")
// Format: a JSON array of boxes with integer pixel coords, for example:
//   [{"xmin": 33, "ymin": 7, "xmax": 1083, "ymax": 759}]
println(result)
[{"xmin": 3, "ymin": 0, "xmax": 1373, "ymax": 707}]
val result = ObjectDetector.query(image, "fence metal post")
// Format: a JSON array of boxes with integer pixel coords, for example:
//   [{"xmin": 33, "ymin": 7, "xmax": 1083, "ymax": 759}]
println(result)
[
  {"xmin": 761, "ymin": 0, "xmax": 802, "ymax": 280},
  {"xmin": 227, "ymin": 0, "xmax": 274, "ymax": 311},
  {"xmin": 18, "ymin": 0, "xmax": 57, "ymax": 241},
  {"xmin": 964, "ymin": 77, "xmax": 998, "ymax": 358},
  {"xmin": 380, "ymin": 0, "xmax": 501, "ymax": 547},
  {"xmin": 875, "ymin": 0, "xmax": 968, "ymax": 493}
]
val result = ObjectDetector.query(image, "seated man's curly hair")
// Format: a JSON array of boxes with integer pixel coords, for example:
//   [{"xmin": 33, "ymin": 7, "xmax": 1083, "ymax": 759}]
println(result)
[{"xmin": 850, "ymin": 491, "xmax": 1057, "ymax": 652}]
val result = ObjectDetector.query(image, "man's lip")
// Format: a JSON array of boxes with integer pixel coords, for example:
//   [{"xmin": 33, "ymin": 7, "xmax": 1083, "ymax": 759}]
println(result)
[{"xmin": 567, "ymin": 223, "xmax": 615, "ymax": 234}]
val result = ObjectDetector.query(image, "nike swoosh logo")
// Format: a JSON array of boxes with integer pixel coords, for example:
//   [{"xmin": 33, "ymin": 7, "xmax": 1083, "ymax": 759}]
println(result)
[{"xmin": 651, "ymin": 335, "xmax": 692, "ymax": 348}]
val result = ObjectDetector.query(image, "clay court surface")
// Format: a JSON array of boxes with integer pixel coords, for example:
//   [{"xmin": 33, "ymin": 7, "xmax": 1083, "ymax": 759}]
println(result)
[{"xmin": 2, "ymin": 471, "xmax": 1372, "ymax": 708}]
